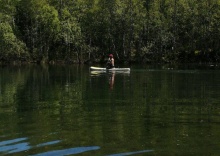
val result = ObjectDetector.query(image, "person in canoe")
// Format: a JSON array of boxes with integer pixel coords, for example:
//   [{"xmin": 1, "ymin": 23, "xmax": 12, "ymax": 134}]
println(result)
[{"xmin": 106, "ymin": 54, "xmax": 115, "ymax": 69}]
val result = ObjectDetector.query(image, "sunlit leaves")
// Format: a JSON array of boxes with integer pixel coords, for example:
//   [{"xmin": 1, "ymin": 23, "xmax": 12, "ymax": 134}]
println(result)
[
  {"xmin": 1, "ymin": 0, "xmax": 220, "ymax": 63},
  {"xmin": 16, "ymin": 0, "xmax": 61, "ymax": 61},
  {"xmin": 0, "ymin": 22, "xmax": 27, "ymax": 60}
]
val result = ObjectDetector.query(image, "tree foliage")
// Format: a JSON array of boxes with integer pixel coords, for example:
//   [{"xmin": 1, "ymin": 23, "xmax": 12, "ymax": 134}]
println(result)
[
  {"xmin": 0, "ymin": 0, "xmax": 220, "ymax": 63},
  {"xmin": 0, "ymin": 0, "xmax": 28, "ymax": 61}
]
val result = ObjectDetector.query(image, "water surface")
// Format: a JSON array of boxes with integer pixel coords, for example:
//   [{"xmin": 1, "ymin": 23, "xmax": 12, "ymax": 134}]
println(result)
[{"xmin": 0, "ymin": 64, "xmax": 220, "ymax": 155}]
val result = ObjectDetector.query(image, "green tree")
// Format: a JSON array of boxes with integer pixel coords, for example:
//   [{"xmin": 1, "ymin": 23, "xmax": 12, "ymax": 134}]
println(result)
[
  {"xmin": 0, "ymin": 22, "xmax": 27, "ymax": 61},
  {"xmin": 0, "ymin": 0, "xmax": 28, "ymax": 62},
  {"xmin": 16, "ymin": 0, "xmax": 60, "ymax": 63},
  {"xmin": 0, "ymin": 0, "xmax": 220, "ymax": 63}
]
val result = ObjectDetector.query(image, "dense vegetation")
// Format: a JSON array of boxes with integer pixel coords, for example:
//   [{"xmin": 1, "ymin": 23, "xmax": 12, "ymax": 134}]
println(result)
[{"xmin": 0, "ymin": 0, "xmax": 220, "ymax": 64}]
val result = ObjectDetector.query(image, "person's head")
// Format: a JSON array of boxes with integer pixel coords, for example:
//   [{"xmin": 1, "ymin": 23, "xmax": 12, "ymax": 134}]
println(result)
[{"xmin": 109, "ymin": 54, "xmax": 113, "ymax": 58}]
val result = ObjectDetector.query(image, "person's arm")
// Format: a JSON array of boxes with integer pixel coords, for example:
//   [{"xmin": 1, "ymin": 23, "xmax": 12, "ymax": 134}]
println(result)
[{"xmin": 112, "ymin": 58, "xmax": 114, "ymax": 67}]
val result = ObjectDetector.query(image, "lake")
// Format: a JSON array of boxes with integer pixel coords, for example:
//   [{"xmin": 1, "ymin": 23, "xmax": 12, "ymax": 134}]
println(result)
[{"xmin": 0, "ymin": 64, "xmax": 220, "ymax": 156}]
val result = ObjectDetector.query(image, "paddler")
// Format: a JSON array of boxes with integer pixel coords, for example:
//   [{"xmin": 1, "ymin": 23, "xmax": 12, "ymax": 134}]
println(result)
[{"xmin": 106, "ymin": 54, "xmax": 115, "ymax": 69}]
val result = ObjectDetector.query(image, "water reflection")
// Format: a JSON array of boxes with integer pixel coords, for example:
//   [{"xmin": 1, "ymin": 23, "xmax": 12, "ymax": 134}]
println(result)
[
  {"xmin": 0, "ymin": 137, "xmax": 28, "ymax": 146},
  {"xmin": 0, "ymin": 137, "xmax": 61, "ymax": 155},
  {"xmin": 90, "ymin": 70, "xmax": 130, "ymax": 90},
  {"xmin": 1, "ymin": 65, "xmax": 220, "ymax": 155},
  {"xmin": 90, "ymin": 70, "xmax": 107, "ymax": 76},
  {"xmin": 0, "ymin": 136, "xmax": 153, "ymax": 155},
  {"xmin": 109, "ymin": 72, "xmax": 115, "ymax": 90},
  {"xmin": 33, "ymin": 146, "xmax": 100, "ymax": 156},
  {"xmin": 90, "ymin": 70, "xmax": 130, "ymax": 76},
  {"xmin": 0, "ymin": 142, "xmax": 30, "ymax": 154},
  {"xmin": 0, "ymin": 138, "xmax": 30, "ymax": 154},
  {"xmin": 36, "ymin": 140, "xmax": 61, "ymax": 147},
  {"xmin": 106, "ymin": 149, "xmax": 154, "ymax": 156}
]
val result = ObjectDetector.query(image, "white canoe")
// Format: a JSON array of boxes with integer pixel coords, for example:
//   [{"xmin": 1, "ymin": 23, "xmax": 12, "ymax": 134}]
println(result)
[{"xmin": 90, "ymin": 66, "xmax": 130, "ymax": 71}]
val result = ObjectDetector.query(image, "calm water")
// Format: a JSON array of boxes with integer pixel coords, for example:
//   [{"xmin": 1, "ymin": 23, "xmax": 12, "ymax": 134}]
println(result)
[{"xmin": 0, "ymin": 64, "xmax": 220, "ymax": 156}]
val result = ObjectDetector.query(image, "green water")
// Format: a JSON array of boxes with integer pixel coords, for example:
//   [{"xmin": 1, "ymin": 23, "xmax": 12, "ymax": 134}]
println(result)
[{"xmin": 0, "ymin": 64, "xmax": 220, "ymax": 156}]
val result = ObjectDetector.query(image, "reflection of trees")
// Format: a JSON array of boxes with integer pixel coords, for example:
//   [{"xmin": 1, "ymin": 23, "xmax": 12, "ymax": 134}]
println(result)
[
  {"xmin": 137, "ymin": 70, "xmax": 218, "ymax": 121},
  {"xmin": 0, "ymin": 65, "xmax": 86, "ymax": 113},
  {"xmin": 0, "ymin": 66, "xmax": 30, "ymax": 112},
  {"xmin": 0, "ymin": 66, "xmax": 220, "ymax": 155},
  {"xmin": 0, "ymin": 65, "xmax": 89, "ymax": 148},
  {"xmin": 15, "ymin": 65, "xmax": 86, "ymax": 112}
]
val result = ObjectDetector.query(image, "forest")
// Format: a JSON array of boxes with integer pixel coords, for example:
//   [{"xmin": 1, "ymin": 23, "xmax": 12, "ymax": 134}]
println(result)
[{"xmin": 0, "ymin": 0, "xmax": 220, "ymax": 64}]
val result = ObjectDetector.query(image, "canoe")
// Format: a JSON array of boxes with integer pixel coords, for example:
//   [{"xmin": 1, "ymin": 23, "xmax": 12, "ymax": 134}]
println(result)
[{"xmin": 90, "ymin": 66, "xmax": 130, "ymax": 71}]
